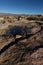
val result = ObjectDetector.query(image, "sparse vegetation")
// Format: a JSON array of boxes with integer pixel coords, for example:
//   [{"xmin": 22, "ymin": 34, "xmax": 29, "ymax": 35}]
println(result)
[{"xmin": 26, "ymin": 16, "xmax": 39, "ymax": 20}]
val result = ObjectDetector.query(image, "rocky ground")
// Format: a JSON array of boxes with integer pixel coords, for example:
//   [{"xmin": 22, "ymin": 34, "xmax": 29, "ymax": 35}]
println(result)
[{"xmin": 0, "ymin": 15, "xmax": 43, "ymax": 65}]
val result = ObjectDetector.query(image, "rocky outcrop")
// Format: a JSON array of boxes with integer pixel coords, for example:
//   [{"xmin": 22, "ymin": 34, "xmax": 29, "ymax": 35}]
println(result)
[{"xmin": 0, "ymin": 21, "xmax": 43, "ymax": 65}]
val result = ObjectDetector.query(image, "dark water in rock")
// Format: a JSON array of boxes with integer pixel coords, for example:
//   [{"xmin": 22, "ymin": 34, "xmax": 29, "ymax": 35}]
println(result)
[{"xmin": 9, "ymin": 26, "xmax": 26, "ymax": 37}]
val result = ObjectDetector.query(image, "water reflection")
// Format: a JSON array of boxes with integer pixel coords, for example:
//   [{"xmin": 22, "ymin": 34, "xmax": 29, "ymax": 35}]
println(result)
[{"xmin": 9, "ymin": 26, "xmax": 26, "ymax": 37}]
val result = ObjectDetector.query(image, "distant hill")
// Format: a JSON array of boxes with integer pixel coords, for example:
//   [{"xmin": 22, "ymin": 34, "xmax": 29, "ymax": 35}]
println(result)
[
  {"xmin": 0, "ymin": 13, "xmax": 15, "ymax": 16},
  {"xmin": 0, "ymin": 13, "xmax": 42, "ymax": 16}
]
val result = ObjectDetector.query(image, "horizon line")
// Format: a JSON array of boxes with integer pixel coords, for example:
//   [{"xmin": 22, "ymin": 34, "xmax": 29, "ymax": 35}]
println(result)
[{"xmin": 0, "ymin": 12, "xmax": 43, "ymax": 15}]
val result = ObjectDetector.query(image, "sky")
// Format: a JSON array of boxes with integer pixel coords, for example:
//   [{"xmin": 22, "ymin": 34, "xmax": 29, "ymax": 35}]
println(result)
[{"xmin": 0, "ymin": 0, "xmax": 43, "ymax": 14}]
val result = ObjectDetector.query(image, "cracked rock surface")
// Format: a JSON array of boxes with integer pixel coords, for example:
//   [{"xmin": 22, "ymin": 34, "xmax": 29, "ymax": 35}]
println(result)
[{"xmin": 0, "ymin": 21, "xmax": 43, "ymax": 65}]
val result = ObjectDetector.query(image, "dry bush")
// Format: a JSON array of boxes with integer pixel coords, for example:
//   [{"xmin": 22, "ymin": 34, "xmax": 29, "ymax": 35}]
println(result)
[
  {"xmin": 8, "ymin": 25, "xmax": 13, "ymax": 29},
  {"xmin": 26, "ymin": 16, "xmax": 39, "ymax": 20},
  {"xmin": 2, "ymin": 20, "xmax": 6, "ymax": 24},
  {"xmin": 40, "ymin": 16, "xmax": 43, "ymax": 21}
]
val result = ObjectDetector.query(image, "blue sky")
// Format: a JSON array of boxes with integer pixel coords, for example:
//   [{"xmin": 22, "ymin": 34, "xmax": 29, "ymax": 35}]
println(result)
[{"xmin": 0, "ymin": 0, "xmax": 43, "ymax": 14}]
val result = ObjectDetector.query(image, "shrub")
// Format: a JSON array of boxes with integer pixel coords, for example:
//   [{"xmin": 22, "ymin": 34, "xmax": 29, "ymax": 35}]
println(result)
[
  {"xmin": 40, "ymin": 16, "xmax": 43, "ymax": 21},
  {"xmin": 27, "ymin": 16, "xmax": 39, "ymax": 20},
  {"xmin": 2, "ymin": 21, "xmax": 5, "ymax": 24},
  {"xmin": 8, "ymin": 25, "xmax": 13, "ymax": 29}
]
